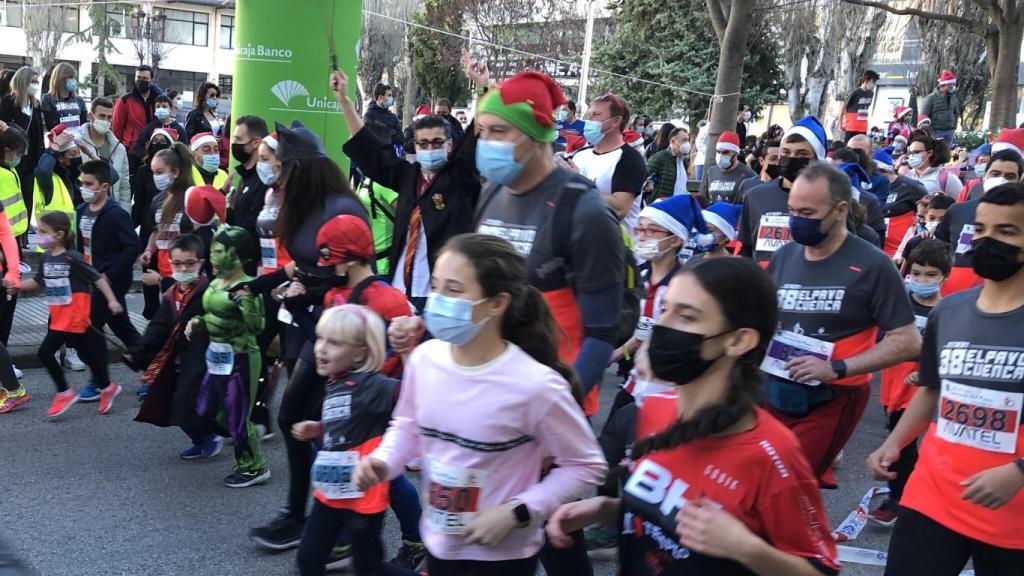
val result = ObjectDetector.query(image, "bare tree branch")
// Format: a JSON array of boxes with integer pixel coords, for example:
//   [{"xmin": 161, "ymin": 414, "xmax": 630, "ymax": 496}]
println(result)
[
  {"xmin": 841, "ymin": 0, "xmax": 988, "ymax": 33},
  {"xmin": 706, "ymin": 0, "xmax": 728, "ymax": 42}
]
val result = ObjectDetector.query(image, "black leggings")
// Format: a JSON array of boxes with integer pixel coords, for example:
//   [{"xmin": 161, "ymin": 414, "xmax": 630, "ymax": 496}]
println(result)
[
  {"xmin": 885, "ymin": 409, "xmax": 919, "ymax": 503},
  {"xmin": 427, "ymin": 554, "xmax": 538, "ymax": 576},
  {"xmin": 278, "ymin": 357, "xmax": 326, "ymax": 519},
  {"xmin": 886, "ymin": 507, "xmax": 1024, "ymax": 576},
  {"xmin": 296, "ymin": 503, "xmax": 391, "ymax": 576},
  {"xmin": 38, "ymin": 329, "xmax": 109, "ymax": 393},
  {"xmin": 0, "ymin": 341, "xmax": 19, "ymax": 392}
]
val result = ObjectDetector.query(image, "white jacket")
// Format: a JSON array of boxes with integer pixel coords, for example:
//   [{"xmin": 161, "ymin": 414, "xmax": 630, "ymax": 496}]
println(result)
[{"xmin": 75, "ymin": 124, "xmax": 131, "ymax": 205}]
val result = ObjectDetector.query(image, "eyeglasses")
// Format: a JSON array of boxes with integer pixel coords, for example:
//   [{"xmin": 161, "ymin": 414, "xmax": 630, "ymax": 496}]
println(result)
[
  {"xmin": 414, "ymin": 139, "xmax": 448, "ymax": 150},
  {"xmin": 634, "ymin": 226, "xmax": 670, "ymax": 237}
]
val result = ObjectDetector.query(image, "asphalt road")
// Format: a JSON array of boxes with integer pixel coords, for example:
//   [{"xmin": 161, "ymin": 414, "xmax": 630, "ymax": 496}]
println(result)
[{"xmin": 2, "ymin": 363, "xmax": 895, "ymax": 575}]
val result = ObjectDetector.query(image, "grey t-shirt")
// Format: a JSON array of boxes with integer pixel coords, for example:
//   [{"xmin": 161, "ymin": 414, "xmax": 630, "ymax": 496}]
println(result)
[
  {"xmin": 475, "ymin": 167, "xmax": 624, "ymax": 293},
  {"xmin": 702, "ymin": 162, "xmax": 757, "ymax": 203}
]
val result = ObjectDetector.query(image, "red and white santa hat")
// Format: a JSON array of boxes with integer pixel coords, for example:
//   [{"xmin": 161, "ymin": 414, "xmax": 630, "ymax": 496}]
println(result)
[
  {"xmin": 623, "ymin": 129, "xmax": 645, "ymax": 150},
  {"xmin": 715, "ymin": 130, "xmax": 741, "ymax": 154},
  {"xmin": 189, "ymin": 132, "xmax": 218, "ymax": 151},
  {"xmin": 262, "ymin": 131, "xmax": 279, "ymax": 151},
  {"xmin": 150, "ymin": 128, "xmax": 175, "ymax": 144},
  {"xmin": 413, "ymin": 104, "xmax": 432, "ymax": 122},
  {"xmin": 917, "ymin": 115, "xmax": 931, "ymax": 127},
  {"xmin": 184, "ymin": 185, "xmax": 226, "ymax": 227},
  {"xmin": 938, "ymin": 70, "xmax": 957, "ymax": 86},
  {"xmin": 893, "ymin": 106, "xmax": 912, "ymax": 122},
  {"xmin": 992, "ymin": 128, "xmax": 1024, "ymax": 160}
]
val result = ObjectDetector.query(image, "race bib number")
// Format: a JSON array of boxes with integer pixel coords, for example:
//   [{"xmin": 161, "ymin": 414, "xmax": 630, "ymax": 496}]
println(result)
[
  {"xmin": 956, "ymin": 224, "xmax": 975, "ymax": 255},
  {"xmin": 914, "ymin": 314, "xmax": 928, "ymax": 333},
  {"xmin": 312, "ymin": 451, "xmax": 363, "ymax": 500},
  {"xmin": 44, "ymin": 277, "xmax": 72, "ymax": 306},
  {"xmin": 277, "ymin": 305, "xmax": 295, "ymax": 326},
  {"xmin": 80, "ymin": 215, "xmax": 95, "ymax": 264},
  {"xmin": 886, "ymin": 193, "xmax": 897, "ymax": 206},
  {"xmin": 760, "ymin": 330, "xmax": 835, "ymax": 386},
  {"xmin": 260, "ymin": 238, "xmax": 278, "ymax": 270},
  {"xmin": 634, "ymin": 316, "xmax": 655, "ymax": 342},
  {"xmin": 755, "ymin": 214, "xmax": 791, "ymax": 253},
  {"xmin": 936, "ymin": 380, "xmax": 1021, "ymax": 454},
  {"xmin": 59, "ymin": 113, "xmax": 81, "ymax": 128},
  {"xmin": 427, "ymin": 460, "xmax": 487, "ymax": 535},
  {"xmin": 205, "ymin": 342, "xmax": 234, "ymax": 375}
]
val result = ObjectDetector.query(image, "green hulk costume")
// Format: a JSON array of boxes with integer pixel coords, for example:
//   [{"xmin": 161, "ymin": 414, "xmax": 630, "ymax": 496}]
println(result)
[{"xmin": 193, "ymin": 226, "xmax": 267, "ymax": 478}]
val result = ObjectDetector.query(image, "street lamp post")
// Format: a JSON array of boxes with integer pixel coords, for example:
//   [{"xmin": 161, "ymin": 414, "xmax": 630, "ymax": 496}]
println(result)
[{"xmin": 130, "ymin": 7, "xmax": 167, "ymax": 70}]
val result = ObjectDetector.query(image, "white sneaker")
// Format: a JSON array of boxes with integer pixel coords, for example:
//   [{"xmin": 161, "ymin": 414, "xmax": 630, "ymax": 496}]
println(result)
[
  {"xmin": 13, "ymin": 365, "xmax": 22, "ymax": 379},
  {"xmin": 406, "ymin": 457, "xmax": 422, "ymax": 472},
  {"xmin": 64, "ymin": 348, "xmax": 86, "ymax": 371}
]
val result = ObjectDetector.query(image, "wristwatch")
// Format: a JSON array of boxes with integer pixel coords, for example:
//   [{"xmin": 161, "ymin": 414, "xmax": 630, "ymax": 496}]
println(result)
[
  {"xmin": 476, "ymin": 86, "xmax": 489, "ymax": 97},
  {"xmin": 831, "ymin": 360, "xmax": 848, "ymax": 380},
  {"xmin": 510, "ymin": 500, "xmax": 531, "ymax": 528}
]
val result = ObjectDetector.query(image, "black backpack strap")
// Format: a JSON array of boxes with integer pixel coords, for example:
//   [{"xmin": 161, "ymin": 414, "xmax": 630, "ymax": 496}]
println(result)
[
  {"xmin": 349, "ymin": 275, "xmax": 382, "ymax": 306},
  {"xmin": 551, "ymin": 182, "xmax": 588, "ymax": 264},
  {"xmin": 366, "ymin": 180, "xmax": 395, "ymax": 223}
]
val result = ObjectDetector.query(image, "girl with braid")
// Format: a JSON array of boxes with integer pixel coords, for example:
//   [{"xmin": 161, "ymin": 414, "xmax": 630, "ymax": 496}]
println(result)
[{"xmin": 546, "ymin": 257, "xmax": 840, "ymax": 576}]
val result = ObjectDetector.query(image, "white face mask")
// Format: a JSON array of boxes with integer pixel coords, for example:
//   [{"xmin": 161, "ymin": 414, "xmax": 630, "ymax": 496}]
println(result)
[
  {"xmin": 80, "ymin": 187, "xmax": 98, "ymax": 203},
  {"xmin": 743, "ymin": 111, "xmax": 752, "ymax": 122},
  {"xmin": 925, "ymin": 220, "xmax": 939, "ymax": 233},
  {"xmin": 634, "ymin": 238, "xmax": 671, "ymax": 261},
  {"xmin": 632, "ymin": 379, "xmax": 675, "ymax": 407},
  {"xmin": 28, "ymin": 82, "xmax": 40, "ymax": 97},
  {"xmin": 983, "ymin": 176, "xmax": 1009, "ymax": 192},
  {"xmin": 678, "ymin": 142, "xmax": 691, "ymax": 155},
  {"xmin": 93, "ymin": 119, "xmax": 112, "ymax": 134}
]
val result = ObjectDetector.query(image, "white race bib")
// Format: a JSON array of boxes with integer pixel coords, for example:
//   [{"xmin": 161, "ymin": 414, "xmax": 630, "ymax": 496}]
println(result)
[
  {"xmin": 205, "ymin": 342, "xmax": 234, "ymax": 375},
  {"xmin": 760, "ymin": 330, "xmax": 835, "ymax": 386},
  {"xmin": 914, "ymin": 314, "xmax": 928, "ymax": 333},
  {"xmin": 277, "ymin": 305, "xmax": 295, "ymax": 326},
  {"xmin": 80, "ymin": 215, "xmax": 95, "ymax": 263},
  {"xmin": 755, "ymin": 214, "xmax": 791, "ymax": 253},
  {"xmin": 427, "ymin": 460, "xmax": 487, "ymax": 535},
  {"xmin": 260, "ymin": 238, "xmax": 278, "ymax": 270},
  {"xmin": 634, "ymin": 316, "xmax": 655, "ymax": 342},
  {"xmin": 312, "ymin": 450, "xmax": 363, "ymax": 499},
  {"xmin": 955, "ymin": 224, "xmax": 975, "ymax": 255},
  {"xmin": 44, "ymin": 277, "xmax": 72, "ymax": 306},
  {"xmin": 936, "ymin": 380, "xmax": 1021, "ymax": 454}
]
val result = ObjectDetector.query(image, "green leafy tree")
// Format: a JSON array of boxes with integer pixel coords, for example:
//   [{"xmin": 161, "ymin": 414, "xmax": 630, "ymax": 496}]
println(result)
[
  {"xmin": 410, "ymin": 0, "xmax": 470, "ymax": 106},
  {"xmin": 592, "ymin": 0, "xmax": 781, "ymax": 120}
]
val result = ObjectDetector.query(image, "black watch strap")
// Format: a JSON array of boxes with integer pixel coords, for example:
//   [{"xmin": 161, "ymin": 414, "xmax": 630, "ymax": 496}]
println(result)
[
  {"xmin": 1016, "ymin": 459, "xmax": 1024, "ymax": 476},
  {"xmin": 831, "ymin": 360, "xmax": 848, "ymax": 380},
  {"xmin": 511, "ymin": 501, "xmax": 531, "ymax": 528}
]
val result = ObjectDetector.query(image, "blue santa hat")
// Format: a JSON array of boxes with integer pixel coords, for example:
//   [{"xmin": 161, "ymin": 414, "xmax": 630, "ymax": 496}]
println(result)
[
  {"xmin": 872, "ymin": 149, "xmax": 894, "ymax": 172},
  {"xmin": 701, "ymin": 201, "xmax": 743, "ymax": 242},
  {"xmin": 638, "ymin": 195, "xmax": 715, "ymax": 249},
  {"xmin": 837, "ymin": 162, "xmax": 870, "ymax": 202},
  {"xmin": 783, "ymin": 116, "xmax": 827, "ymax": 160}
]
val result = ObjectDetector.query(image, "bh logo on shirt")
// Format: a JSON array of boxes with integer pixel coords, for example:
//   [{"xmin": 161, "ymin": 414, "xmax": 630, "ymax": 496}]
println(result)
[{"xmin": 777, "ymin": 284, "xmax": 846, "ymax": 313}]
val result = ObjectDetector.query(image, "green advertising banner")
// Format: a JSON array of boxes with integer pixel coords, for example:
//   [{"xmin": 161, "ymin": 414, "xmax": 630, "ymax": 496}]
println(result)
[{"xmin": 232, "ymin": 0, "xmax": 362, "ymax": 172}]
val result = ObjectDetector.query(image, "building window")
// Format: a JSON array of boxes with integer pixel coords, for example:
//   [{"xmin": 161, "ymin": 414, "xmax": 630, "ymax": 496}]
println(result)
[
  {"xmin": 1, "ymin": 2, "xmax": 79, "ymax": 32},
  {"xmin": 105, "ymin": 6, "xmax": 130, "ymax": 38},
  {"xmin": 162, "ymin": 8, "xmax": 208, "ymax": 47},
  {"xmin": 218, "ymin": 74, "xmax": 232, "ymax": 98},
  {"xmin": 219, "ymin": 15, "xmax": 234, "ymax": 49}
]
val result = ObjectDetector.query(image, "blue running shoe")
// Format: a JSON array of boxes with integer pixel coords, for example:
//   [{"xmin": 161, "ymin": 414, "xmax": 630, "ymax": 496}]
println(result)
[
  {"xmin": 180, "ymin": 444, "xmax": 204, "ymax": 460},
  {"xmin": 78, "ymin": 381, "xmax": 101, "ymax": 403},
  {"xmin": 136, "ymin": 384, "xmax": 150, "ymax": 399},
  {"xmin": 181, "ymin": 436, "xmax": 222, "ymax": 460}
]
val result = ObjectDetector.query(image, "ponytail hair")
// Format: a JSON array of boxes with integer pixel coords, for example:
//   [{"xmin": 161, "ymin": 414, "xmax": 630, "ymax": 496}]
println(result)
[
  {"xmin": 155, "ymin": 142, "xmax": 195, "ymax": 226},
  {"xmin": 441, "ymin": 233, "xmax": 583, "ymax": 404},
  {"xmin": 631, "ymin": 257, "xmax": 778, "ymax": 459}
]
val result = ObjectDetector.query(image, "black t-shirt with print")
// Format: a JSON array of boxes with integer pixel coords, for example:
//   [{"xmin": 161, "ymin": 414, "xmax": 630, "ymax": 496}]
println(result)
[{"xmin": 737, "ymin": 178, "xmax": 790, "ymax": 264}]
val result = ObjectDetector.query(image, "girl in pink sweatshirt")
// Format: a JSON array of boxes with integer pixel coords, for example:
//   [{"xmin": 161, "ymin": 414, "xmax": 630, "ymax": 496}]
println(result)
[{"xmin": 354, "ymin": 233, "xmax": 607, "ymax": 575}]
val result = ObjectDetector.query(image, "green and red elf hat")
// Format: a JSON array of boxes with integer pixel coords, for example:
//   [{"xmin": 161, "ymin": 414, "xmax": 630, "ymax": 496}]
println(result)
[{"xmin": 477, "ymin": 71, "xmax": 567, "ymax": 143}]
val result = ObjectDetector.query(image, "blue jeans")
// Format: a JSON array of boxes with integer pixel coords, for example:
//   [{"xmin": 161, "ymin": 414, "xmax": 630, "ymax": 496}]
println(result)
[{"xmin": 695, "ymin": 164, "xmax": 704, "ymax": 181}]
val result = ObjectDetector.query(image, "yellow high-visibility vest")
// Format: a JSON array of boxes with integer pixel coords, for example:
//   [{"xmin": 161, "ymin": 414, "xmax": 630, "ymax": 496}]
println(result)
[
  {"xmin": 191, "ymin": 165, "xmax": 228, "ymax": 190},
  {"xmin": 0, "ymin": 166, "xmax": 28, "ymax": 237}
]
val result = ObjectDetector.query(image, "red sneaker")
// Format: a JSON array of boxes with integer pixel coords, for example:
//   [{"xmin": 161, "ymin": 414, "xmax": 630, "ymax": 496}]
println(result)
[
  {"xmin": 47, "ymin": 389, "xmax": 79, "ymax": 417},
  {"xmin": 98, "ymin": 382, "xmax": 122, "ymax": 415}
]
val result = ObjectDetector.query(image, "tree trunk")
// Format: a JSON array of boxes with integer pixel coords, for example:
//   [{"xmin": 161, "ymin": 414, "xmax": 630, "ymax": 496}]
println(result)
[
  {"xmin": 989, "ymin": 16, "xmax": 1024, "ymax": 129},
  {"xmin": 703, "ymin": 0, "xmax": 755, "ymax": 177}
]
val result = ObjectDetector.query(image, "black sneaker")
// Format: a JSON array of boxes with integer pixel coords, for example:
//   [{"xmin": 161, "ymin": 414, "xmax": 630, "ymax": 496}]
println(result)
[
  {"xmin": 389, "ymin": 540, "xmax": 427, "ymax": 571},
  {"xmin": 249, "ymin": 512, "xmax": 304, "ymax": 551},
  {"xmin": 325, "ymin": 544, "xmax": 352, "ymax": 572},
  {"xmin": 224, "ymin": 467, "xmax": 270, "ymax": 488}
]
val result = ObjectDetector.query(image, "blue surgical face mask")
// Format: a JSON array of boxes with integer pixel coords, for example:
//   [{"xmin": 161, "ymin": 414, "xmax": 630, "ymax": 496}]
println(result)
[
  {"xmin": 5, "ymin": 154, "xmax": 21, "ymax": 168},
  {"xmin": 65, "ymin": 79, "xmax": 77, "ymax": 92},
  {"xmin": 256, "ymin": 161, "xmax": 278, "ymax": 185},
  {"xmin": 556, "ymin": 109, "xmax": 569, "ymax": 123},
  {"xmin": 384, "ymin": 96, "xmax": 394, "ymax": 108},
  {"xmin": 153, "ymin": 173, "xmax": 173, "ymax": 191},
  {"xmin": 202, "ymin": 154, "xmax": 220, "ymax": 172},
  {"xmin": 416, "ymin": 148, "xmax": 448, "ymax": 172},
  {"xmin": 974, "ymin": 163, "xmax": 987, "ymax": 177},
  {"xmin": 476, "ymin": 139, "xmax": 525, "ymax": 185},
  {"xmin": 423, "ymin": 293, "xmax": 490, "ymax": 345},
  {"xmin": 154, "ymin": 107, "xmax": 170, "ymax": 121},
  {"xmin": 908, "ymin": 278, "xmax": 941, "ymax": 297},
  {"xmin": 716, "ymin": 153, "xmax": 732, "ymax": 170},
  {"xmin": 583, "ymin": 119, "xmax": 607, "ymax": 146},
  {"xmin": 907, "ymin": 152, "xmax": 926, "ymax": 169},
  {"xmin": 172, "ymin": 270, "xmax": 199, "ymax": 284},
  {"xmin": 206, "ymin": 98, "xmax": 219, "ymax": 110}
]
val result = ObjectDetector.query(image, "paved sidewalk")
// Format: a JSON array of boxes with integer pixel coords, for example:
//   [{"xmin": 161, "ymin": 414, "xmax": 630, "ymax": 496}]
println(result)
[{"xmin": 9, "ymin": 291, "xmax": 148, "ymax": 367}]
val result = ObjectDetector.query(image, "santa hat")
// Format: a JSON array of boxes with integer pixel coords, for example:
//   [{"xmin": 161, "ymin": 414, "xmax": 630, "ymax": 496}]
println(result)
[
  {"xmin": 894, "ymin": 131, "xmax": 909, "ymax": 145},
  {"xmin": 938, "ymin": 70, "xmax": 957, "ymax": 86},
  {"xmin": 564, "ymin": 134, "xmax": 587, "ymax": 155},
  {"xmin": 623, "ymin": 130, "xmax": 644, "ymax": 150},
  {"xmin": 716, "ymin": 130, "xmax": 741, "ymax": 154},
  {"xmin": 150, "ymin": 128, "xmax": 175, "ymax": 143},
  {"xmin": 189, "ymin": 132, "xmax": 217, "ymax": 151},
  {"xmin": 783, "ymin": 116, "xmax": 827, "ymax": 159},
  {"xmin": 184, "ymin": 185, "xmax": 226, "ymax": 227},
  {"xmin": 413, "ymin": 104, "xmax": 432, "ymax": 121},
  {"xmin": 873, "ymin": 149, "xmax": 895, "ymax": 172},
  {"xmin": 893, "ymin": 106, "xmax": 912, "ymax": 122},
  {"xmin": 991, "ymin": 128, "xmax": 1024, "ymax": 160},
  {"xmin": 47, "ymin": 125, "xmax": 77, "ymax": 153},
  {"xmin": 477, "ymin": 71, "xmax": 566, "ymax": 143},
  {"xmin": 262, "ymin": 131, "xmax": 279, "ymax": 151},
  {"xmin": 702, "ymin": 201, "xmax": 742, "ymax": 242},
  {"xmin": 316, "ymin": 214, "xmax": 374, "ymax": 266},
  {"xmin": 917, "ymin": 115, "xmax": 931, "ymax": 127},
  {"xmin": 638, "ymin": 195, "xmax": 715, "ymax": 248}
]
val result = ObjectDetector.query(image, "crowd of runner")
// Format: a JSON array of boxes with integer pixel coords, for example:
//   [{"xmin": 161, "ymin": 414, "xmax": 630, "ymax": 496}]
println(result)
[{"xmin": 0, "ymin": 52, "xmax": 1022, "ymax": 576}]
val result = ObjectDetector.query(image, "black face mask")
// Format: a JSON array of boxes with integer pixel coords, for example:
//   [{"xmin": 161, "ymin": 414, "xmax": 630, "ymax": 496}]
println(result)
[
  {"xmin": 149, "ymin": 141, "xmax": 170, "ymax": 156},
  {"xmin": 231, "ymin": 143, "xmax": 252, "ymax": 165},
  {"xmin": 67, "ymin": 157, "xmax": 82, "ymax": 172},
  {"xmin": 970, "ymin": 236, "xmax": 1024, "ymax": 281},
  {"xmin": 647, "ymin": 324, "xmax": 729, "ymax": 386},
  {"xmin": 779, "ymin": 156, "xmax": 811, "ymax": 184},
  {"xmin": 765, "ymin": 163, "xmax": 782, "ymax": 180},
  {"xmin": 136, "ymin": 80, "xmax": 151, "ymax": 93}
]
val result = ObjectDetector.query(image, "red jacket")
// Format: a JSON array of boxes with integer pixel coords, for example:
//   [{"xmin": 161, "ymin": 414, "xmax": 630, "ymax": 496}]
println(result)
[{"xmin": 112, "ymin": 86, "xmax": 164, "ymax": 156}]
